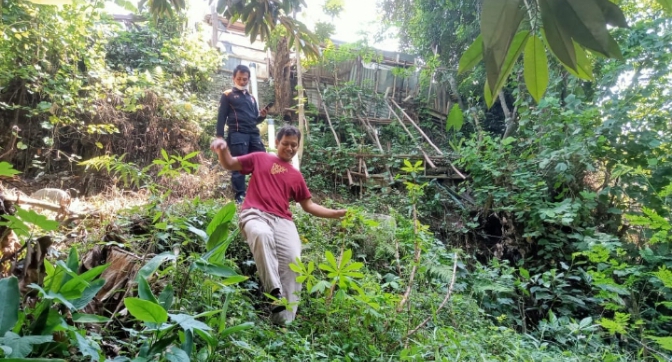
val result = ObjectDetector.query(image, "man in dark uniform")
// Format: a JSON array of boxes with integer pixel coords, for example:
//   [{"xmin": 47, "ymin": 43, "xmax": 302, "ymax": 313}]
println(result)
[{"xmin": 216, "ymin": 64, "xmax": 268, "ymax": 203}]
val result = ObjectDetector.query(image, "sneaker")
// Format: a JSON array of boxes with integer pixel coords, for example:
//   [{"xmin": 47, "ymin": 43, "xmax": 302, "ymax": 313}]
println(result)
[{"xmin": 269, "ymin": 288, "xmax": 286, "ymax": 313}]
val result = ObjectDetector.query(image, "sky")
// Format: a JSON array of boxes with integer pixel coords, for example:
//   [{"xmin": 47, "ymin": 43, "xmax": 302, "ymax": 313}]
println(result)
[
  {"xmin": 104, "ymin": 0, "xmax": 400, "ymax": 51},
  {"xmin": 300, "ymin": 0, "xmax": 400, "ymax": 51}
]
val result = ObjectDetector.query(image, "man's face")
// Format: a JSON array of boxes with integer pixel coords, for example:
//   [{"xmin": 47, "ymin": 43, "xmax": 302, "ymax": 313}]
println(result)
[
  {"xmin": 234, "ymin": 71, "xmax": 250, "ymax": 88},
  {"xmin": 275, "ymin": 135, "xmax": 299, "ymax": 162}
]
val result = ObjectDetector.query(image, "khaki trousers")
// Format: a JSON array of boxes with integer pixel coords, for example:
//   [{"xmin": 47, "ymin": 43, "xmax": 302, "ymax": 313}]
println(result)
[{"xmin": 239, "ymin": 208, "xmax": 302, "ymax": 324}]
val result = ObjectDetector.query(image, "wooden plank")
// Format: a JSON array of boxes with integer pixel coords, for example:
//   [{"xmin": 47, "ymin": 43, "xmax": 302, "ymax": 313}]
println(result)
[
  {"xmin": 390, "ymin": 99, "xmax": 443, "ymax": 155},
  {"xmin": 420, "ymin": 148, "xmax": 437, "ymax": 169},
  {"xmin": 389, "ymin": 99, "xmax": 467, "ymax": 180},
  {"xmin": 348, "ymin": 172, "xmax": 463, "ymax": 181},
  {"xmin": 311, "ymin": 150, "xmax": 455, "ymax": 159}
]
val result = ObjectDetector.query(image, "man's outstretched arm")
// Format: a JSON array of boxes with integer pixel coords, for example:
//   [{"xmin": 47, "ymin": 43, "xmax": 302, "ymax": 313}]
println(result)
[
  {"xmin": 299, "ymin": 198, "xmax": 347, "ymax": 219},
  {"xmin": 210, "ymin": 138, "xmax": 242, "ymax": 171}
]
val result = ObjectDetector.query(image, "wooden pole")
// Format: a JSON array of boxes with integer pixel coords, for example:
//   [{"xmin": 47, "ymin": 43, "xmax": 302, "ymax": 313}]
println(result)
[
  {"xmin": 389, "ymin": 99, "xmax": 443, "ymax": 155},
  {"xmin": 295, "ymin": 35, "xmax": 308, "ymax": 169},
  {"xmin": 383, "ymin": 102, "xmax": 435, "ymax": 168},
  {"xmin": 316, "ymin": 84, "xmax": 340, "ymax": 148},
  {"xmin": 388, "ymin": 99, "xmax": 467, "ymax": 179},
  {"xmin": 316, "ymin": 83, "xmax": 355, "ymax": 185},
  {"xmin": 419, "ymin": 148, "xmax": 437, "ymax": 169}
]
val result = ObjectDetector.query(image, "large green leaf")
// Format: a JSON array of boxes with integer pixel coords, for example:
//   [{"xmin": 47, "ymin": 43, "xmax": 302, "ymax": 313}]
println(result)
[
  {"xmin": 481, "ymin": 0, "xmax": 525, "ymax": 94},
  {"xmin": 15, "ymin": 208, "xmax": 59, "ymax": 232},
  {"xmin": 168, "ymin": 313, "xmax": 212, "ymax": 333},
  {"xmin": 207, "ymin": 223, "xmax": 231, "ymax": 252},
  {"xmin": 595, "ymin": 0, "xmax": 628, "ymax": 27},
  {"xmin": 552, "ymin": 0, "xmax": 622, "ymax": 59},
  {"xmin": 446, "ymin": 105, "xmax": 464, "ymax": 132},
  {"xmin": 136, "ymin": 252, "xmax": 176, "ymax": 281},
  {"xmin": 29, "ymin": 308, "xmax": 63, "ymax": 336},
  {"xmin": 78, "ymin": 264, "xmax": 109, "ymax": 282},
  {"xmin": 158, "ymin": 284, "xmax": 175, "ymax": 311},
  {"xmin": 540, "ymin": 0, "xmax": 577, "ymax": 71},
  {"xmin": 0, "ymin": 277, "xmax": 20, "ymax": 336},
  {"xmin": 27, "ymin": 284, "xmax": 75, "ymax": 310},
  {"xmin": 563, "ymin": 41, "xmax": 594, "ymax": 81},
  {"xmin": 204, "ymin": 229, "xmax": 239, "ymax": 264},
  {"xmin": 137, "ymin": 276, "xmax": 159, "ymax": 304},
  {"xmin": 181, "ymin": 330, "xmax": 193, "ymax": 357},
  {"xmin": 485, "ymin": 30, "xmax": 530, "ymax": 108},
  {"xmin": 186, "ymin": 225, "xmax": 207, "ymax": 243},
  {"xmin": 71, "ymin": 279, "xmax": 105, "ymax": 310},
  {"xmin": 194, "ymin": 328, "xmax": 216, "ymax": 348},
  {"xmin": 207, "ymin": 202, "xmax": 236, "ymax": 235},
  {"xmin": 220, "ymin": 321, "xmax": 254, "ymax": 338},
  {"xmin": 458, "ymin": 35, "xmax": 483, "ymax": 75},
  {"xmin": 124, "ymin": 298, "xmax": 168, "ymax": 324},
  {"xmin": 0, "ymin": 162, "xmax": 21, "ymax": 177},
  {"xmin": 0, "ymin": 332, "xmax": 52, "ymax": 358},
  {"xmin": 72, "ymin": 313, "xmax": 110, "ymax": 323},
  {"xmin": 523, "ymin": 35, "xmax": 549, "ymax": 103},
  {"xmin": 165, "ymin": 345, "xmax": 190, "ymax": 362},
  {"xmin": 75, "ymin": 333, "xmax": 102, "ymax": 362},
  {"xmin": 192, "ymin": 259, "xmax": 239, "ymax": 278},
  {"xmin": 484, "ymin": 81, "xmax": 494, "ymax": 108},
  {"xmin": 66, "ymin": 246, "xmax": 79, "ymax": 273}
]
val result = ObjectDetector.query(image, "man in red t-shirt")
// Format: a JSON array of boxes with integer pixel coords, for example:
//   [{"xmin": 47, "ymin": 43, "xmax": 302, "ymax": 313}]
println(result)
[{"xmin": 211, "ymin": 125, "xmax": 347, "ymax": 324}]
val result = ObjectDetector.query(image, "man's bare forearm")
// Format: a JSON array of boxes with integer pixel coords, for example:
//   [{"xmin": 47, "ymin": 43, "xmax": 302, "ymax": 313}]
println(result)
[
  {"xmin": 300, "ymin": 199, "xmax": 347, "ymax": 219},
  {"xmin": 217, "ymin": 148, "xmax": 236, "ymax": 170}
]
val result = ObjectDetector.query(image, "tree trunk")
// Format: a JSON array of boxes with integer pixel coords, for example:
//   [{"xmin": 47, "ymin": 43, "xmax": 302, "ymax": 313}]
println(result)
[
  {"xmin": 295, "ymin": 38, "xmax": 306, "ymax": 170},
  {"xmin": 270, "ymin": 36, "xmax": 292, "ymax": 119}
]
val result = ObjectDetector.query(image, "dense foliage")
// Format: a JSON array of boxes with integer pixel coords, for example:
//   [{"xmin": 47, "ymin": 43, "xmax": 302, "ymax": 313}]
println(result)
[
  {"xmin": 0, "ymin": 0, "xmax": 221, "ymax": 173},
  {"xmin": 1, "ymin": 0, "xmax": 671, "ymax": 360}
]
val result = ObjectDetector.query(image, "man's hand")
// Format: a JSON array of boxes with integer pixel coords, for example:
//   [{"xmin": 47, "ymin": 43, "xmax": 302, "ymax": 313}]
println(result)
[
  {"xmin": 260, "ymin": 108, "xmax": 268, "ymax": 117},
  {"xmin": 210, "ymin": 138, "xmax": 228, "ymax": 153},
  {"xmin": 333, "ymin": 209, "xmax": 347, "ymax": 218},
  {"xmin": 211, "ymin": 138, "xmax": 242, "ymax": 171}
]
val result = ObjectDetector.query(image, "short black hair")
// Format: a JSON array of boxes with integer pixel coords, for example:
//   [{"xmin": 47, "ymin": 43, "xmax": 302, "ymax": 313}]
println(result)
[
  {"xmin": 276, "ymin": 125, "xmax": 301, "ymax": 143},
  {"xmin": 233, "ymin": 65, "xmax": 251, "ymax": 78}
]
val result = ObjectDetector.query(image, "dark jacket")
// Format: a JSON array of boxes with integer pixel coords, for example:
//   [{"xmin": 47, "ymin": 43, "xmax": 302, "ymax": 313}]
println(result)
[{"xmin": 216, "ymin": 88, "xmax": 265, "ymax": 137}]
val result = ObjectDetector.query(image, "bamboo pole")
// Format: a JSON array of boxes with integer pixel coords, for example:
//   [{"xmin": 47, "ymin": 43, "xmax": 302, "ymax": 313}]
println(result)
[
  {"xmin": 316, "ymin": 83, "xmax": 341, "ymax": 148},
  {"xmin": 390, "ymin": 98, "xmax": 443, "ymax": 155},
  {"xmin": 316, "ymin": 83, "xmax": 355, "ymax": 185},
  {"xmin": 419, "ymin": 148, "xmax": 437, "ymax": 169},
  {"xmin": 383, "ymin": 102, "xmax": 435, "ymax": 168},
  {"xmin": 388, "ymin": 99, "xmax": 467, "ymax": 179}
]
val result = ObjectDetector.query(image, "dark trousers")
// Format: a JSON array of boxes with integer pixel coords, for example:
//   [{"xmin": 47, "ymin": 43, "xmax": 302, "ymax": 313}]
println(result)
[{"xmin": 227, "ymin": 132, "xmax": 266, "ymax": 202}]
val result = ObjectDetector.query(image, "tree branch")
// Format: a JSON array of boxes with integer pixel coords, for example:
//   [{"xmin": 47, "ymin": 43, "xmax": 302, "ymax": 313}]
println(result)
[{"xmin": 403, "ymin": 253, "xmax": 458, "ymax": 344}]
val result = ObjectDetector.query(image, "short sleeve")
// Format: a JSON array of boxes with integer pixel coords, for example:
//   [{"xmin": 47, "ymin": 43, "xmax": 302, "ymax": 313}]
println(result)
[
  {"xmin": 292, "ymin": 174, "xmax": 311, "ymax": 202},
  {"xmin": 237, "ymin": 153, "xmax": 258, "ymax": 175}
]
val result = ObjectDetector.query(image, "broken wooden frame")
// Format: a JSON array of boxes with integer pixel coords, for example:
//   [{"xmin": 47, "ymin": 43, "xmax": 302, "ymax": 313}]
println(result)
[{"xmin": 314, "ymin": 85, "xmax": 467, "ymax": 193}]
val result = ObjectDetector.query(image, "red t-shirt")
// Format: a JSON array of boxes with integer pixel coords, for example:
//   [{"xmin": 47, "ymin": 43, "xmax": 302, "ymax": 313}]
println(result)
[{"xmin": 238, "ymin": 152, "xmax": 311, "ymax": 220}]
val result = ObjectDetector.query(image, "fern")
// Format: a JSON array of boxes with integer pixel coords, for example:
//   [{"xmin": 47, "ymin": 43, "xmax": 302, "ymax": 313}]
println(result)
[
  {"xmin": 374, "ymin": 240, "xmax": 396, "ymax": 260},
  {"xmin": 648, "ymin": 336, "xmax": 672, "ymax": 352},
  {"xmin": 598, "ymin": 312, "xmax": 630, "ymax": 335},
  {"xmin": 652, "ymin": 266, "xmax": 672, "ymax": 289},
  {"xmin": 426, "ymin": 264, "xmax": 455, "ymax": 283},
  {"xmin": 79, "ymin": 154, "xmax": 150, "ymax": 188}
]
